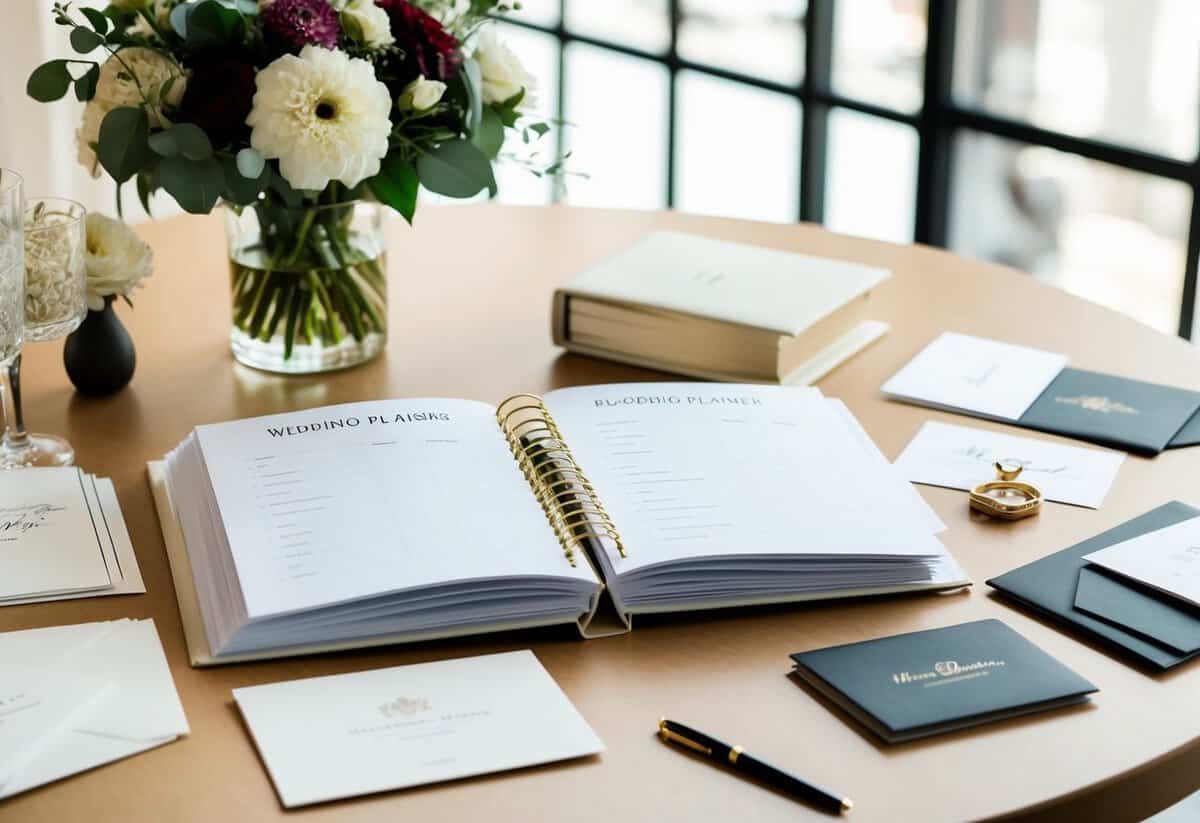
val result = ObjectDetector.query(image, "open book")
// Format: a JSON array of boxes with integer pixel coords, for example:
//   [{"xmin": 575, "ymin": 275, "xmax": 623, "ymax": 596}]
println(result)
[{"xmin": 148, "ymin": 383, "xmax": 967, "ymax": 666}]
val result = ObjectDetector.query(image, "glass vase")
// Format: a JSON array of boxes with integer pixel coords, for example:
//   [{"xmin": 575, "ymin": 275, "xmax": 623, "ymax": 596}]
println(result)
[{"xmin": 224, "ymin": 199, "xmax": 387, "ymax": 374}]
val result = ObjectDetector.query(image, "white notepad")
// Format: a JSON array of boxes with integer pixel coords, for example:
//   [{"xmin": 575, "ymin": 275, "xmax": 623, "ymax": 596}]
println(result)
[{"xmin": 233, "ymin": 650, "xmax": 604, "ymax": 807}]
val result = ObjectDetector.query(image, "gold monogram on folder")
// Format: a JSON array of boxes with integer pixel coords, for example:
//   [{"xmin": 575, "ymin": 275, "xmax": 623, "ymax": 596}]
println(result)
[
  {"xmin": 497, "ymin": 394, "xmax": 627, "ymax": 567},
  {"xmin": 1054, "ymin": 395, "xmax": 1138, "ymax": 415}
]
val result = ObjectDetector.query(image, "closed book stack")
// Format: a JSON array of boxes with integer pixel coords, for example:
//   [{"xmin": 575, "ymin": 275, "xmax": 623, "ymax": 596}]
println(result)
[{"xmin": 552, "ymin": 231, "xmax": 891, "ymax": 384}]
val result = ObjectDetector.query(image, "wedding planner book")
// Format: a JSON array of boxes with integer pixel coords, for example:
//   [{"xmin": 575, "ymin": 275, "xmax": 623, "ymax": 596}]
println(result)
[
  {"xmin": 552, "ymin": 232, "xmax": 891, "ymax": 385},
  {"xmin": 148, "ymin": 383, "xmax": 967, "ymax": 666}
]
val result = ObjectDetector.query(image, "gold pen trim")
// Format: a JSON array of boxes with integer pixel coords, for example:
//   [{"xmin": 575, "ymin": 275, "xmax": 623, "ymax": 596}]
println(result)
[
  {"xmin": 657, "ymin": 719, "xmax": 712, "ymax": 756},
  {"xmin": 841, "ymin": 798, "xmax": 854, "ymax": 812},
  {"xmin": 728, "ymin": 744, "xmax": 744, "ymax": 765}
]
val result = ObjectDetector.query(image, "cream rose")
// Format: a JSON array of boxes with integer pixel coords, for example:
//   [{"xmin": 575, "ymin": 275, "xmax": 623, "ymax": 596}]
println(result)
[
  {"xmin": 341, "ymin": 0, "xmax": 394, "ymax": 49},
  {"xmin": 84, "ymin": 213, "xmax": 153, "ymax": 311},
  {"xmin": 474, "ymin": 27, "xmax": 535, "ymax": 108},
  {"xmin": 397, "ymin": 75, "xmax": 446, "ymax": 112},
  {"xmin": 76, "ymin": 47, "xmax": 187, "ymax": 178}
]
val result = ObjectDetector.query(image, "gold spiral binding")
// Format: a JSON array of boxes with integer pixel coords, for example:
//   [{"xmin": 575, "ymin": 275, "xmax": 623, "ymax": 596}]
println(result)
[{"xmin": 497, "ymin": 394, "xmax": 627, "ymax": 567}]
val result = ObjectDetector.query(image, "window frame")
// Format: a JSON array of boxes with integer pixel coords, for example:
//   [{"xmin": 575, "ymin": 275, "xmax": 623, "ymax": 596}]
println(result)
[{"xmin": 504, "ymin": 0, "xmax": 1200, "ymax": 339}]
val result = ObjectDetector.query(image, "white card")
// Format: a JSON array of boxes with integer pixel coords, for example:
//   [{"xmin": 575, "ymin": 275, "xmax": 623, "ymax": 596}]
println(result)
[
  {"xmin": 0, "ymin": 619, "xmax": 188, "ymax": 799},
  {"xmin": 894, "ymin": 421, "xmax": 1124, "ymax": 509},
  {"xmin": 2, "ymin": 478, "xmax": 145, "ymax": 606},
  {"xmin": 0, "ymin": 468, "xmax": 112, "ymax": 600},
  {"xmin": 882, "ymin": 332, "xmax": 1069, "ymax": 421},
  {"xmin": 233, "ymin": 650, "xmax": 604, "ymax": 808},
  {"xmin": 1083, "ymin": 517, "xmax": 1200, "ymax": 608}
]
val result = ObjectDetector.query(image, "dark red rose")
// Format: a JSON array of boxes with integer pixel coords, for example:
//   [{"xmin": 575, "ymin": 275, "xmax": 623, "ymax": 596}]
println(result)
[
  {"xmin": 376, "ymin": 0, "xmax": 462, "ymax": 82},
  {"xmin": 178, "ymin": 55, "xmax": 257, "ymax": 148}
]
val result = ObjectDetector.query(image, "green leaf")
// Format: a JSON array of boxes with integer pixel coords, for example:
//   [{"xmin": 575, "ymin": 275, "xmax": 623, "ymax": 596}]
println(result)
[
  {"xmin": 368, "ymin": 154, "xmax": 419, "ymax": 224},
  {"xmin": 80, "ymin": 7, "xmax": 110, "ymax": 34},
  {"xmin": 416, "ymin": 139, "xmax": 496, "ymax": 199},
  {"xmin": 220, "ymin": 153, "xmax": 268, "ymax": 206},
  {"xmin": 97, "ymin": 106, "xmax": 152, "ymax": 183},
  {"xmin": 236, "ymin": 147, "xmax": 265, "ymax": 180},
  {"xmin": 461, "ymin": 57, "xmax": 483, "ymax": 133},
  {"xmin": 136, "ymin": 172, "xmax": 155, "ymax": 216},
  {"xmin": 74, "ymin": 63, "xmax": 100, "ymax": 101},
  {"xmin": 268, "ymin": 168, "xmax": 303, "ymax": 208},
  {"xmin": 185, "ymin": 0, "xmax": 245, "ymax": 48},
  {"xmin": 26, "ymin": 60, "xmax": 73, "ymax": 102},
  {"xmin": 472, "ymin": 107, "xmax": 505, "ymax": 160},
  {"xmin": 149, "ymin": 123, "xmax": 212, "ymax": 160},
  {"xmin": 169, "ymin": 1, "xmax": 190, "ymax": 37},
  {"xmin": 526, "ymin": 121, "xmax": 550, "ymax": 139},
  {"xmin": 158, "ymin": 155, "xmax": 224, "ymax": 214},
  {"xmin": 70, "ymin": 27, "xmax": 105, "ymax": 53}
]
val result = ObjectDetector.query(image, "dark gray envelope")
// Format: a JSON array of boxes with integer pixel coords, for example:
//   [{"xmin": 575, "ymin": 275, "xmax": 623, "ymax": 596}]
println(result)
[
  {"xmin": 1073, "ymin": 566, "xmax": 1200, "ymax": 655},
  {"xmin": 988, "ymin": 501, "xmax": 1200, "ymax": 670},
  {"xmin": 1018, "ymin": 368, "xmax": 1200, "ymax": 456}
]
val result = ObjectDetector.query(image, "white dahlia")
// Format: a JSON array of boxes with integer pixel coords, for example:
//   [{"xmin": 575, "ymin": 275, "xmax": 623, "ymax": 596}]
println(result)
[
  {"xmin": 84, "ymin": 213, "xmax": 153, "ymax": 311},
  {"xmin": 247, "ymin": 46, "xmax": 393, "ymax": 191}
]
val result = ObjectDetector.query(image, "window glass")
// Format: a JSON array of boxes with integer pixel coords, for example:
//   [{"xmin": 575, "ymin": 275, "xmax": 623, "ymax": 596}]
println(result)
[
  {"xmin": 832, "ymin": 0, "xmax": 927, "ymax": 112},
  {"xmin": 949, "ymin": 131, "xmax": 1193, "ymax": 336},
  {"xmin": 824, "ymin": 108, "xmax": 918, "ymax": 243},
  {"xmin": 564, "ymin": 0, "xmax": 671, "ymax": 54},
  {"xmin": 677, "ymin": 0, "xmax": 806, "ymax": 86}
]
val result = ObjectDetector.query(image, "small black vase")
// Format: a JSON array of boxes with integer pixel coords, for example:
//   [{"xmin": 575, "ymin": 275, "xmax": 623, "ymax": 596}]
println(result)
[{"xmin": 63, "ymin": 296, "xmax": 136, "ymax": 396}]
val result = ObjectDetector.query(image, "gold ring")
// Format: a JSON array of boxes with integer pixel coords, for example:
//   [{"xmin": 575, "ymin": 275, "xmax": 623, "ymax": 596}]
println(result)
[{"xmin": 969, "ymin": 480, "xmax": 1043, "ymax": 520}]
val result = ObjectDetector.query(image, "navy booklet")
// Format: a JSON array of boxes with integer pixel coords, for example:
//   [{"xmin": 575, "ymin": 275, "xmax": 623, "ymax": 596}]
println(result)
[
  {"xmin": 789, "ymin": 619, "xmax": 1096, "ymax": 743},
  {"xmin": 989, "ymin": 501, "xmax": 1200, "ymax": 670},
  {"xmin": 882, "ymin": 333, "xmax": 1200, "ymax": 455}
]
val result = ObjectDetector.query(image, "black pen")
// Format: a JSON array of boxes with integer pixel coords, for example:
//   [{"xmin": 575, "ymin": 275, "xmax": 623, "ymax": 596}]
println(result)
[{"xmin": 657, "ymin": 718, "xmax": 852, "ymax": 815}]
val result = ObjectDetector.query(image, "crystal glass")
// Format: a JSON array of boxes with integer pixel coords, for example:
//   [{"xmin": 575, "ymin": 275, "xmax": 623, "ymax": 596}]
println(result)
[
  {"xmin": 225, "ymin": 200, "xmax": 387, "ymax": 374},
  {"xmin": 1, "ymin": 197, "xmax": 86, "ymax": 468}
]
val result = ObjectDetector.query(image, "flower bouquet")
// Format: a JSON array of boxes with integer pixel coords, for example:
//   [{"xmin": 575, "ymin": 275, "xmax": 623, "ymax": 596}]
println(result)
[{"xmin": 28, "ymin": 0, "xmax": 551, "ymax": 372}]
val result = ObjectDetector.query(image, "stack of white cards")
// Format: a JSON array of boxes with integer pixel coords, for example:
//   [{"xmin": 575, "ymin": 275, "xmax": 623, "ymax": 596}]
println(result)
[
  {"xmin": 0, "ymin": 467, "xmax": 143, "ymax": 606},
  {"xmin": 0, "ymin": 619, "xmax": 188, "ymax": 799}
]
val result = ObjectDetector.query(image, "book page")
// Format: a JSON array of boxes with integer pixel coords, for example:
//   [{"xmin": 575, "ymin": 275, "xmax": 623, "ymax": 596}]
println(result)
[
  {"xmin": 543, "ymin": 384, "xmax": 949, "ymax": 574},
  {"xmin": 194, "ymin": 399, "xmax": 595, "ymax": 618}
]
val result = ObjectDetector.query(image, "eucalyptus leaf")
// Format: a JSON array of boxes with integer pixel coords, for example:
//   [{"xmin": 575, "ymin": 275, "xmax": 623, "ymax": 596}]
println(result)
[
  {"xmin": 69, "ymin": 27, "xmax": 105, "ymax": 53},
  {"xmin": 97, "ymin": 106, "xmax": 151, "ymax": 183},
  {"xmin": 79, "ymin": 7, "xmax": 110, "ymax": 34},
  {"xmin": 136, "ymin": 172, "xmax": 155, "ymax": 216},
  {"xmin": 416, "ymin": 139, "xmax": 496, "ymax": 199},
  {"xmin": 221, "ymin": 153, "xmax": 269, "ymax": 205},
  {"xmin": 461, "ymin": 57, "xmax": 483, "ymax": 133},
  {"xmin": 185, "ymin": 0, "xmax": 244, "ymax": 48},
  {"xmin": 169, "ymin": 1, "xmax": 190, "ymax": 37},
  {"xmin": 368, "ymin": 153, "xmax": 419, "ymax": 224},
  {"xmin": 158, "ymin": 155, "xmax": 224, "ymax": 214},
  {"xmin": 26, "ymin": 60, "xmax": 72, "ymax": 102},
  {"xmin": 74, "ymin": 63, "xmax": 100, "ymax": 101},
  {"xmin": 472, "ymin": 106, "xmax": 504, "ymax": 160},
  {"xmin": 236, "ymin": 147, "xmax": 265, "ymax": 179}
]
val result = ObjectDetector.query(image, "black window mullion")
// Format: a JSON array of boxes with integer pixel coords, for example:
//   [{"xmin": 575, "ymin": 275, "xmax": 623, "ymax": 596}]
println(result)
[
  {"xmin": 913, "ymin": 0, "xmax": 956, "ymax": 246},
  {"xmin": 666, "ymin": 0, "xmax": 679, "ymax": 209},
  {"xmin": 800, "ymin": 0, "xmax": 833, "ymax": 224},
  {"xmin": 552, "ymin": 0, "xmax": 567, "ymax": 204},
  {"xmin": 1181, "ymin": 181, "xmax": 1200, "ymax": 339}
]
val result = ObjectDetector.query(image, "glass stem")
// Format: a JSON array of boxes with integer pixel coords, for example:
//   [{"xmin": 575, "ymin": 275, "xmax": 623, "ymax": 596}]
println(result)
[{"xmin": 3, "ymin": 354, "xmax": 30, "ymax": 452}]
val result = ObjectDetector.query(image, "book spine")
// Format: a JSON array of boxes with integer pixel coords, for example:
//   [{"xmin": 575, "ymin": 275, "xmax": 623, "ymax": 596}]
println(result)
[{"xmin": 496, "ymin": 394, "xmax": 626, "ymax": 567}]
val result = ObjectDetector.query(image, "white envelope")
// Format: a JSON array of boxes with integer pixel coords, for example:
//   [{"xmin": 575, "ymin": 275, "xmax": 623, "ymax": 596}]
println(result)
[{"xmin": 0, "ymin": 619, "xmax": 188, "ymax": 799}]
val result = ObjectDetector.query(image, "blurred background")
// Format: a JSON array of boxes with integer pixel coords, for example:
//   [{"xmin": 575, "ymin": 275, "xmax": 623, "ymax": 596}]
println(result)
[{"xmin": 3, "ymin": 0, "xmax": 1199, "ymax": 342}]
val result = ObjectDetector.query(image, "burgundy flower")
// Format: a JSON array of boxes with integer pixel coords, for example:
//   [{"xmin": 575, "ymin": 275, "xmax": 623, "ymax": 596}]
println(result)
[
  {"xmin": 261, "ymin": 0, "xmax": 340, "ymax": 51},
  {"xmin": 376, "ymin": 0, "xmax": 462, "ymax": 82},
  {"xmin": 177, "ymin": 55, "xmax": 257, "ymax": 148}
]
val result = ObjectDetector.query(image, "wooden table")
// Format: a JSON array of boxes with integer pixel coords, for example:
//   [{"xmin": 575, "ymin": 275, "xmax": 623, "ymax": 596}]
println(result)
[{"xmin": 3, "ymin": 204, "xmax": 1200, "ymax": 823}]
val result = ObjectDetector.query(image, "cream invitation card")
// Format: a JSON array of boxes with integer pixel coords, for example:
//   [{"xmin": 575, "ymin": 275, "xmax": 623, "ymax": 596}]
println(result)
[
  {"xmin": 233, "ymin": 650, "xmax": 604, "ymax": 807},
  {"xmin": 895, "ymin": 421, "xmax": 1124, "ymax": 509},
  {"xmin": 882, "ymin": 332, "xmax": 1068, "ymax": 421},
  {"xmin": 0, "ymin": 468, "xmax": 112, "ymax": 600}
]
